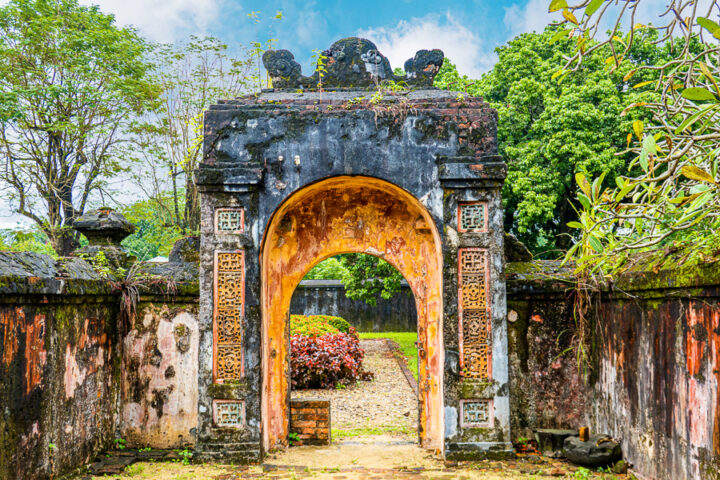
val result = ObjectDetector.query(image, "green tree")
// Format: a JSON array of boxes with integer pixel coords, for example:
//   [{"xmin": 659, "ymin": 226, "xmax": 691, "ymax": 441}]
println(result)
[
  {"xmin": 435, "ymin": 27, "xmax": 668, "ymax": 256},
  {"xmin": 131, "ymin": 36, "xmax": 261, "ymax": 232},
  {"xmin": 302, "ymin": 254, "xmax": 406, "ymax": 306},
  {"xmin": 0, "ymin": 0, "xmax": 160, "ymax": 255},
  {"xmin": 339, "ymin": 254, "xmax": 404, "ymax": 306},
  {"xmin": 0, "ymin": 227, "xmax": 57, "ymax": 257},
  {"xmin": 304, "ymin": 257, "xmax": 349, "ymax": 280},
  {"xmin": 546, "ymin": 0, "xmax": 720, "ymax": 276},
  {"xmin": 120, "ymin": 193, "xmax": 186, "ymax": 261},
  {"xmin": 133, "ymin": 12, "xmax": 282, "ymax": 233}
]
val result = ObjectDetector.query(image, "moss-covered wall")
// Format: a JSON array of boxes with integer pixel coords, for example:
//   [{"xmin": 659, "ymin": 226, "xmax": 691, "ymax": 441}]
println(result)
[
  {"xmin": 506, "ymin": 260, "xmax": 720, "ymax": 480},
  {"xmin": 0, "ymin": 296, "xmax": 118, "ymax": 479},
  {"xmin": 0, "ymin": 251, "xmax": 200, "ymax": 479}
]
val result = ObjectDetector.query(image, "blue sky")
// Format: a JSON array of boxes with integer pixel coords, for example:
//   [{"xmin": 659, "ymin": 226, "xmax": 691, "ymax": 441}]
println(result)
[
  {"xmin": 1, "ymin": 0, "xmax": 559, "ymax": 229},
  {"xmin": 0, "ymin": 0, "xmax": 677, "ymax": 228},
  {"xmin": 82, "ymin": 0, "xmax": 555, "ymax": 78}
]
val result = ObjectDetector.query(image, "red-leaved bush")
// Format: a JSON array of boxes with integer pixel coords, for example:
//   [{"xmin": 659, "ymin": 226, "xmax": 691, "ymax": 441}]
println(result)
[{"xmin": 290, "ymin": 331, "xmax": 373, "ymax": 389}]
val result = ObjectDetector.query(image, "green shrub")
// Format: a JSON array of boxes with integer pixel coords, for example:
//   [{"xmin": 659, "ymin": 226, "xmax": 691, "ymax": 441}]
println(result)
[
  {"xmin": 290, "ymin": 315, "xmax": 340, "ymax": 337},
  {"xmin": 319, "ymin": 315, "xmax": 352, "ymax": 334}
]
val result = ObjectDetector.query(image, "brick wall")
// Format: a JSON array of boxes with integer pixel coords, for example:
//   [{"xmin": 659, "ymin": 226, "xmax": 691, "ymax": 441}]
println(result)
[{"xmin": 289, "ymin": 399, "xmax": 331, "ymax": 446}]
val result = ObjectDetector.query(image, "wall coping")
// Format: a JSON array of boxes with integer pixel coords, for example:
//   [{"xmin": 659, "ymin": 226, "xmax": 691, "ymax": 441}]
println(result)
[{"xmin": 506, "ymin": 259, "xmax": 720, "ymax": 298}]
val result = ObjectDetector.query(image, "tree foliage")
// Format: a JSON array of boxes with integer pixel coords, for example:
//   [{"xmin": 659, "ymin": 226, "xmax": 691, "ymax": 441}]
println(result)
[
  {"xmin": 303, "ymin": 254, "xmax": 406, "ymax": 307},
  {"xmin": 435, "ymin": 28, "xmax": 670, "ymax": 256},
  {"xmin": 303, "ymin": 257, "xmax": 349, "ymax": 280},
  {"xmin": 119, "ymin": 192, "xmax": 186, "ymax": 261},
  {"xmin": 547, "ymin": 0, "xmax": 720, "ymax": 275},
  {"xmin": 0, "ymin": 227, "xmax": 57, "ymax": 257},
  {"xmin": 0, "ymin": 0, "xmax": 160, "ymax": 255},
  {"xmin": 131, "ymin": 35, "xmax": 263, "ymax": 233},
  {"xmin": 340, "ymin": 254, "xmax": 404, "ymax": 307}
]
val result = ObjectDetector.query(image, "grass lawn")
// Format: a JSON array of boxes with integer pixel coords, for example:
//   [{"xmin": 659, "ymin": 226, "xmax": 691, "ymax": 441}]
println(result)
[
  {"xmin": 358, "ymin": 331, "xmax": 418, "ymax": 380},
  {"xmin": 332, "ymin": 425, "xmax": 414, "ymax": 439}
]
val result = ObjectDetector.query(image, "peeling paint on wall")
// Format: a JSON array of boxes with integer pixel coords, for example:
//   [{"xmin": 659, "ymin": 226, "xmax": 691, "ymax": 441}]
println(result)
[{"xmin": 121, "ymin": 303, "xmax": 199, "ymax": 448}]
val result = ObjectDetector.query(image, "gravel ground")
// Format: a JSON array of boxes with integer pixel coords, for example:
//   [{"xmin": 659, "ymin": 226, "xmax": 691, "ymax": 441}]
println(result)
[{"xmin": 292, "ymin": 339, "xmax": 418, "ymax": 437}]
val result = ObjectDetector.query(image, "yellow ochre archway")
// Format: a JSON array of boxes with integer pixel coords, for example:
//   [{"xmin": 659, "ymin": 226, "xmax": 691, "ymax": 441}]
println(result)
[{"xmin": 260, "ymin": 176, "xmax": 444, "ymax": 452}]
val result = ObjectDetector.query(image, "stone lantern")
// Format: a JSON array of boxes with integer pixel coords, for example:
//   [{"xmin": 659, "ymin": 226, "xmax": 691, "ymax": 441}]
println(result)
[{"xmin": 72, "ymin": 207, "xmax": 136, "ymax": 270}]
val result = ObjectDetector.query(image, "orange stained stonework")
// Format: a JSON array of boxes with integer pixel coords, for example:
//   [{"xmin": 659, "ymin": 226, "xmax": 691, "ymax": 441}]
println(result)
[{"xmin": 260, "ymin": 176, "xmax": 444, "ymax": 452}]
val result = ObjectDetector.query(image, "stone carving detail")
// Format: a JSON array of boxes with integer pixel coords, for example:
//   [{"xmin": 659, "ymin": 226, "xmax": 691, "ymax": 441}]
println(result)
[
  {"xmin": 216, "ymin": 309, "xmax": 242, "ymax": 343},
  {"xmin": 217, "ymin": 344, "xmax": 243, "ymax": 380},
  {"xmin": 458, "ymin": 202, "xmax": 487, "ymax": 232},
  {"xmin": 213, "ymin": 400, "xmax": 245, "ymax": 428},
  {"xmin": 404, "ymin": 49, "xmax": 445, "ymax": 85},
  {"xmin": 214, "ymin": 251, "xmax": 244, "ymax": 381},
  {"xmin": 217, "ymin": 252, "xmax": 244, "ymax": 272},
  {"xmin": 216, "ymin": 208, "xmax": 244, "ymax": 233},
  {"xmin": 458, "ymin": 248, "xmax": 491, "ymax": 379},
  {"xmin": 217, "ymin": 272, "xmax": 244, "ymax": 307},
  {"xmin": 461, "ymin": 400, "xmax": 491, "ymax": 427},
  {"xmin": 263, "ymin": 37, "xmax": 444, "ymax": 89}
]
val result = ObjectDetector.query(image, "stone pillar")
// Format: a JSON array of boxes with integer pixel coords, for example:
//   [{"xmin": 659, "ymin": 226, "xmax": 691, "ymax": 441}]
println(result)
[
  {"xmin": 195, "ymin": 168, "xmax": 263, "ymax": 463},
  {"xmin": 439, "ymin": 156, "xmax": 513, "ymax": 459}
]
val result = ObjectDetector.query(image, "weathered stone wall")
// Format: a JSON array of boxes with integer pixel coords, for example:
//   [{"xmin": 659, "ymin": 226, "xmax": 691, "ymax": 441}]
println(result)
[
  {"xmin": 0, "ymin": 252, "xmax": 118, "ymax": 480},
  {"xmin": 0, "ymin": 250, "xmax": 201, "ymax": 479},
  {"xmin": 120, "ymin": 298, "xmax": 200, "ymax": 448},
  {"xmin": 506, "ymin": 260, "xmax": 720, "ymax": 480},
  {"xmin": 505, "ymin": 261, "xmax": 586, "ymax": 437},
  {"xmin": 289, "ymin": 280, "xmax": 417, "ymax": 332},
  {"xmin": 589, "ymin": 265, "xmax": 720, "ymax": 480}
]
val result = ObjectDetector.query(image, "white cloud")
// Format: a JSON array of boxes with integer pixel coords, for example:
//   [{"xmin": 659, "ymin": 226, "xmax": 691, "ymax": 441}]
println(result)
[
  {"xmin": 0, "ymin": 0, "xmax": 222, "ymax": 41},
  {"xmin": 357, "ymin": 12, "xmax": 496, "ymax": 78},
  {"xmin": 503, "ymin": 0, "xmax": 553, "ymax": 37},
  {"xmin": 82, "ymin": 0, "xmax": 221, "ymax": 41},
  {"xmin": 294, "ymin": 3, "xmax": 327, "ymax": 47}
]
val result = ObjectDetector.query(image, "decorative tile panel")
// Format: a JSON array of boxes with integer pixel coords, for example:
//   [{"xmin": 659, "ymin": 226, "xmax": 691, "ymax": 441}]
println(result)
[
  {"xmin": 460, "ymin": 399, "xmax": 492, "ymax": 428},
  {"xmin": 215, "ymin": 208, "xmax": 244, "ymax": 233},
  {"xmin": 213, "ymin": 400, "xmax": 245, "ymax": 428},
  {"xmin": 458, "ymin": 248, "xmax": 491, "ymax": 380},
  {"xmin": 214, "ymin": 251, "xmax": 244, "ymax": 382},
  {"xmin": 216, "ymin": 344, "xmax": 244, "ymax": 381},
  {"xmin": 458, "ymin": 202, "xmax": 488, "ymax": 233}
]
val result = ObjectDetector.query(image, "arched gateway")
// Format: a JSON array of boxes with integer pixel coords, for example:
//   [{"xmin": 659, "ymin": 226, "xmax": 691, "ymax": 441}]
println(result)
[{"xmin": 195, "ymin": 37, "xmax": 512, "ymax": 462}]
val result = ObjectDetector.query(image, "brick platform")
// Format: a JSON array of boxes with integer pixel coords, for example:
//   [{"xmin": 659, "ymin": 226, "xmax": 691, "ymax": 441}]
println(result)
[{"xmin": 290, "ymin": 399, "xmax": 331, "ymax": 445}]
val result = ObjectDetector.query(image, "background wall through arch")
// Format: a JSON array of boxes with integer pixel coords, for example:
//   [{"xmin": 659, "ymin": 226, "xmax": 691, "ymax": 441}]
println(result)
[{"xmin": 290, "ymin": 280, "xmax": 417, "ymax": 332}]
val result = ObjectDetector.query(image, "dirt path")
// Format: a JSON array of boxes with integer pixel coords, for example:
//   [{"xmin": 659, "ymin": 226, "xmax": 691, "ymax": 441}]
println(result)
[{"xmin": 292, "ymin": 339, "xmax": 418, "ymax": 438}]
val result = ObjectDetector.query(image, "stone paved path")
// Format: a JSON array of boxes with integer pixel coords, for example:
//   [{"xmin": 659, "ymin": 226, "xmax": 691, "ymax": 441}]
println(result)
[
  {"xmin": 82, "ymin": 449, "xmax": 615, "ymax": 479},
  {"xmin": 292, "ymin": 339, "xmax": 418, "ymax": 438}
]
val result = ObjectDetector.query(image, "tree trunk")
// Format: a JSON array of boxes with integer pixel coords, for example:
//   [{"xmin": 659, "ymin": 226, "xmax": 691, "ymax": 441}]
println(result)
[
  {"xmin": 50, "ymin": 228, "xmax": 80, "ymax": 257},
  {"xmin": 185, "ymin": 175, "xmax": 200, "ymax": 232}
]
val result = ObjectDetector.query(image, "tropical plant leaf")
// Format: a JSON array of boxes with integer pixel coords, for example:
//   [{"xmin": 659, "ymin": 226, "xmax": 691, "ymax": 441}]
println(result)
[
  {"xmin": 681, "ymin": 87, "xmax": 717, "ymax": 101},
  {"xmin": 584, "ymin": 0, "xmax": 604, "ymax": 17},
  {"xmin": 681, "ymin": 165, "xmax": 717, "ymax": 184},
  {"xmin": 562, "ymin": 8, "xmax": 579, "ymax": 25},
  {"xmin": 549, "ymin": 0, "xmax": 569, "ymax": 13}
]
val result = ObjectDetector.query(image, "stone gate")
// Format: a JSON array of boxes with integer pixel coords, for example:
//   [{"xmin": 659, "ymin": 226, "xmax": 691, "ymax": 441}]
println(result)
[{"xmin": 195, "ymin": 37, "xmax": 511, "ymax": 461}]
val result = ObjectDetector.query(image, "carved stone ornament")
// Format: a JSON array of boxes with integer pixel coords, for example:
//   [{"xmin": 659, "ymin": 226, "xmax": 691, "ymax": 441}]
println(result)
[{"xmin": 262, "ymin": 37, "xmax": 444, "ymax": 90}]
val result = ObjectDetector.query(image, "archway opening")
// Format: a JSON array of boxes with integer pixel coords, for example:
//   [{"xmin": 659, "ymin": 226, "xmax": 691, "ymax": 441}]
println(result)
[
  {"xmin": 260, "ymin": 176, "xmax": 444, "ymax": 452},
  {"xmin": 290, "ymin": 253, "xmax": 420, "ymax": 443}
]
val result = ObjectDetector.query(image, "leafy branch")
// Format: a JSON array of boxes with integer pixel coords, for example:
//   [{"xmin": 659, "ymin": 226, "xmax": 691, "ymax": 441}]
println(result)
[{"xmin": 547, "ymin": 0, "xmax": 720, "ymax": 276}]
